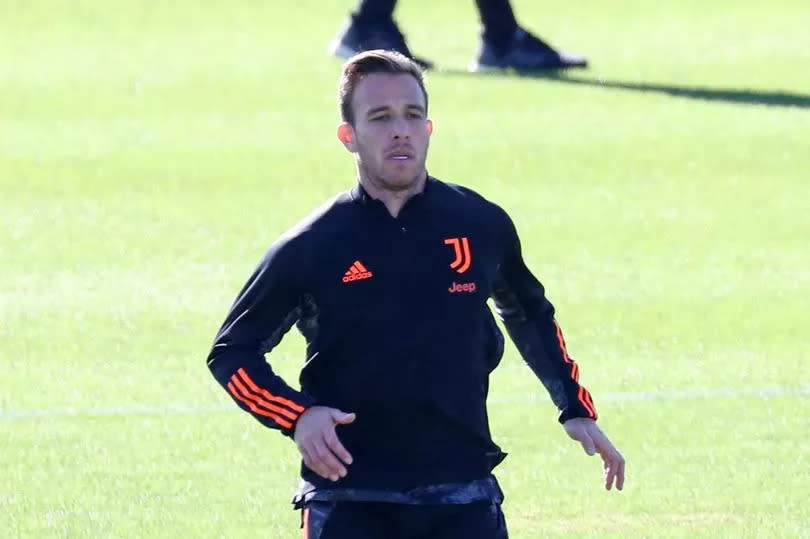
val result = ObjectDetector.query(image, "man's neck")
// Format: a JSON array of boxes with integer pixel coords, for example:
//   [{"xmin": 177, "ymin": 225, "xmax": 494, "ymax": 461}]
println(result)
[{"xmin": 358, "ymin": 170, "xmax": 427, "ymax": 218}]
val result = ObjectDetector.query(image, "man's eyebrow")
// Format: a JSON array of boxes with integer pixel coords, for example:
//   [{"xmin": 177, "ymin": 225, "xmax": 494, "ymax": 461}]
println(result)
[
  {"xmin": 365, "ymin": 104, "xmax": 426, "ymax": 116},
  {"xmin": 366, "ymin": 106, "xmax": 391, "ymax": 116}
]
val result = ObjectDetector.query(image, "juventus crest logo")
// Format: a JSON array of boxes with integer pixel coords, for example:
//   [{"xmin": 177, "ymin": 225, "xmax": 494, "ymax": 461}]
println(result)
[{"xmin": 444, "ymin": 237, "xmax": 472, "ymax": 273}]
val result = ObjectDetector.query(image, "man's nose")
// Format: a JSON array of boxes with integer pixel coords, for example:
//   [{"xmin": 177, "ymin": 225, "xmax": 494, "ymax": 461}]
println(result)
[{"xmin": 391, "ymin": 116, "xmax": 410, "ymax": 139}]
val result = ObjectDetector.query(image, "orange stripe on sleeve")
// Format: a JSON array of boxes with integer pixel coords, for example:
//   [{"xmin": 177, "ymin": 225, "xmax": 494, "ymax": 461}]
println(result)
[
  {"xmin": 584, "ymin": 390, "xmax": 597, "ymax": 416},
  {"xmin": 227, "ymin": 381, "xmax": 294, "ymax": 429},
  {"xmin": 554, "ymin": 321, "xmax": 581, "ymax": 382},
  {"xmin": 554, "ymin": 321, "xmax": 597, "ymax": 419},
  {"xmin": 230, "ymin": 376, "xmax": 299, "ymax": 421},
  {"xmin": 554, "ymin": 321, "xmax": 573, "ymax": 364},
  {"xmin": 578, "ymin": 386, "xmax": 598, "ymax": 419},
  {"xmin": 236, "ymin": 368, "xmax": 306, "ymax": 413}
]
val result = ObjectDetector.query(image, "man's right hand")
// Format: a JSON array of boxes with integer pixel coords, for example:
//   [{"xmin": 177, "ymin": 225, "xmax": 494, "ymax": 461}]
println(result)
[{"xmin": 294, "ymin": 406, "xmax": 355, "ymax": 482}]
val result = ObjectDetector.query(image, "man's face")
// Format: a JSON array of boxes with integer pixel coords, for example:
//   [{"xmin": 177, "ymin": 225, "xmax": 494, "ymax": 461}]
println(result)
[{"xmin": 340, "ymin": 73, "xmax": 432, "ymax": 192}]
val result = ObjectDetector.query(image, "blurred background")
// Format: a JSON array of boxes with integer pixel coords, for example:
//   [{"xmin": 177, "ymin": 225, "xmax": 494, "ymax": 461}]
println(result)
[{"xmin": 1, "ymin": 1, "xmax": 808, "ymax": 537}]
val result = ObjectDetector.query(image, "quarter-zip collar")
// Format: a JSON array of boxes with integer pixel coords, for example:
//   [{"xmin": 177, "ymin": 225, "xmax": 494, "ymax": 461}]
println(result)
[{"xmin": 350, "ymin": 175, "xmax": 436, "ymax": 219}]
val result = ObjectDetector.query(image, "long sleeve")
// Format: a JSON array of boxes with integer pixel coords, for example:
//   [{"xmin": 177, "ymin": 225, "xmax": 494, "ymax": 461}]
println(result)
[
  {"xmin": 490, "ymin": 213, "xmax": 598, "ymax": 423},
  {"xmin": 206, "ymin": 239, "xmax": 315, "ymax": 436}
]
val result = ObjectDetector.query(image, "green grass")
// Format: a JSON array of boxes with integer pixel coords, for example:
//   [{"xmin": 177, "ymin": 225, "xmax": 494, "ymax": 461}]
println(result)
[{"xmin": 2, "ymin": 0, "xmax": 809, "ymax": 537}]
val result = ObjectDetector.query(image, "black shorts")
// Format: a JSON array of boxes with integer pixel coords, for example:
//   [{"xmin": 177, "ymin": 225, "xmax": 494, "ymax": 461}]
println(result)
[{"xmin": 302, "ymin": 500, "xmax": 508, "ymax": 539}]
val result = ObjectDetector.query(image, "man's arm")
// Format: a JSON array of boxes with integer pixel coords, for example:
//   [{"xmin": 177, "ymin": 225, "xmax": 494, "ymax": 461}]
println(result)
[
  {"xmin": 207, "ymin": 239, "xmax": 355, "ymax": 482},
  {"xmin": 490, "ymin": 214, "xmax": 596, "ymax": 424},
  {"xmin": 490, "ymin": 211, "xmax": 625, "ymax": 490},
  {"xmin": 206, "ymin": 240, "xmax": 315, "ymax": 435}
]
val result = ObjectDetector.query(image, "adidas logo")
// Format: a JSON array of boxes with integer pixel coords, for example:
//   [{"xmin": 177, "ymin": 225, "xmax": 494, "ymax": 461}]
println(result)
[{"xmin": 342, "ymin": 260, "xmax": 373, "ymax": 283}]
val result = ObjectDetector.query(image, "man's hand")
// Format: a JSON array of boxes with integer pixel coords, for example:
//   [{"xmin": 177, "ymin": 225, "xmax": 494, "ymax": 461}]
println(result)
[
  {"xmin": 563, "ymin": 417, "xmax": 626, "ymax": 491},
  {"xmin": 294, "ymin": 406, "xmax": 355, "ymax": 482}
]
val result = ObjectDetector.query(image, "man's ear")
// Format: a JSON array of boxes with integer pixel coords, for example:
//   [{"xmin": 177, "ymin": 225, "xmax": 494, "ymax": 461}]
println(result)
[
  {"xmin": 337, "ymin": 123, "xmax": 357, "ymax": 152},
  {"xmin": 427, "ymin": 119, "xmax": 434, "ymax": 135}
]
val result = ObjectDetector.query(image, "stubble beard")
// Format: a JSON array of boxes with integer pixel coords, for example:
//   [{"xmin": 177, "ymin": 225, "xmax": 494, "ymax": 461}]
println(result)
[{"xmin": 357, "ymin": 152, "xmax": 428, "ymax": 194}]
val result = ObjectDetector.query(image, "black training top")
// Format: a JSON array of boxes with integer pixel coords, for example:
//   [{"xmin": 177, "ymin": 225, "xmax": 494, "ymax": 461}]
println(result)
[{"xmin": 207, "ymin": 176, "xmax": 597, "ymax": 490}]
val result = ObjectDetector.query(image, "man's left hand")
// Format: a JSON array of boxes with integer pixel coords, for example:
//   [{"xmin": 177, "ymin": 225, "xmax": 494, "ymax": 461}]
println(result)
[{"xmin": 563, "ymin": 417, "xmax": 626, "ymax": 491}]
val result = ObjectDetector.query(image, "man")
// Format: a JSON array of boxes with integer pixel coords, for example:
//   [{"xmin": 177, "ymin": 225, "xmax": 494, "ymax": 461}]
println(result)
[
  {"xmin": 207, "ymin": 50, "xmax": 624, "ymax": 538},
  {"xmin": 328, "ymin": 0, "xmax": 587, "ymax": 71}
]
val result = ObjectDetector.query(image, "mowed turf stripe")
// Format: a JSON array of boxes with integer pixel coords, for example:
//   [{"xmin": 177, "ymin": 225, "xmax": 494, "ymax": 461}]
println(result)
[{"xmin": 1, "ymin": 386, "xmax": 808, "ymax": 420}]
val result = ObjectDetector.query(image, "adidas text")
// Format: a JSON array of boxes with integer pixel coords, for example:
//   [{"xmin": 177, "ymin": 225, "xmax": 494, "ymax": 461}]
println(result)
[{"xmin": 343, "ymin": 271, "xmax": 373, "ymax": 283}]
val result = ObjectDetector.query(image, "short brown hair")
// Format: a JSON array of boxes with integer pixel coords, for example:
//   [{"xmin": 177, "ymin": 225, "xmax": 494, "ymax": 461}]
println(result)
[{"xmin": 338, "ymin": 49, "xmax": 428, "ymax": 125}]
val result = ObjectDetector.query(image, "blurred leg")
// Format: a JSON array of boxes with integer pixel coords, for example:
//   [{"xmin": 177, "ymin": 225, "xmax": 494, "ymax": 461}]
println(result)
[
  {"xmin": 352, "ymin": 0, "xmax": 398, "ymax": 25},
  {"xmin": 328, "ymin": 0, "xmax": 433, "ymax": 68},
  {"xmin": 469, "ymin": 0, "xmax": 587, "ymax": 71},
  {"xmin": 474, "ymin": 0, "xmax": 519, "ymax": 54}
]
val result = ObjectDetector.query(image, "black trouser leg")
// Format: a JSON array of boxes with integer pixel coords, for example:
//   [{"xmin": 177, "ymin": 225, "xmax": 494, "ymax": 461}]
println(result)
[
  {"xmin": 388, "ymin": 502, "xmax": 508, "ymax": 539},
  {"xmin": 425, "ymin": 501, "xmax": 509, "ymax": 539},
  {"xmin": 352, "ymin": 0, "xmax": 398, "ymax": 25},
  {"xmin": 474, "ymin": 0, "xmax": 519, "ymax": 53},
  {"xmin": 304, "ymin": 500, "xmax": 507, "ymax": 539},
  {"xmin": 303, "ymin": 501, "xmax": 391, "ymax": 539}
]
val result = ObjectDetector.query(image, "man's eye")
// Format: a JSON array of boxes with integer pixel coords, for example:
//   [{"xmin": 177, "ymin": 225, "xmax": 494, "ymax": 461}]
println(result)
[
  {"xmin": 371, "ymin": 114, "xmax": 389, "ymax": 121},
  {"xmin": 407, "ymin": 112, "xmax": 423, "ymax": 119}
]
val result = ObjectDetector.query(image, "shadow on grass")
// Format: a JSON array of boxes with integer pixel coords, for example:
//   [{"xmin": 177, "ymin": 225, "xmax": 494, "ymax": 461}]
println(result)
[{"xmin": 437, "ymin": 69, "xmax": 810, "ymax": 109}]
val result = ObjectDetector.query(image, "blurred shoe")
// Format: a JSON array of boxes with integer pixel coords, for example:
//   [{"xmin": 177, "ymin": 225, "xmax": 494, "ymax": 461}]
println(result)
[
  {"xmin": 469, "ymin": 27, "xmax": 587, "ymax": 72},
  {"xmin": 329, "ymin": 16, "xmax": 434, "ymax": 70}
]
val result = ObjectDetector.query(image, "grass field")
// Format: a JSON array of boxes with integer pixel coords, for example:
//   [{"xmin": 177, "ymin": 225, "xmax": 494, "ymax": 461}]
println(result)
[{"xmin": 2, "ymin": 0, "xmax": 809, "ymax": 537}]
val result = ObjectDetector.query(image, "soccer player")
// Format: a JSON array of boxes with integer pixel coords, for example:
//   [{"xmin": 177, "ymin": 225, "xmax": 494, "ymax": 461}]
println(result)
[{"xmin": 207, "ymin": 50, "xmax": 624, "ymax": 538}]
